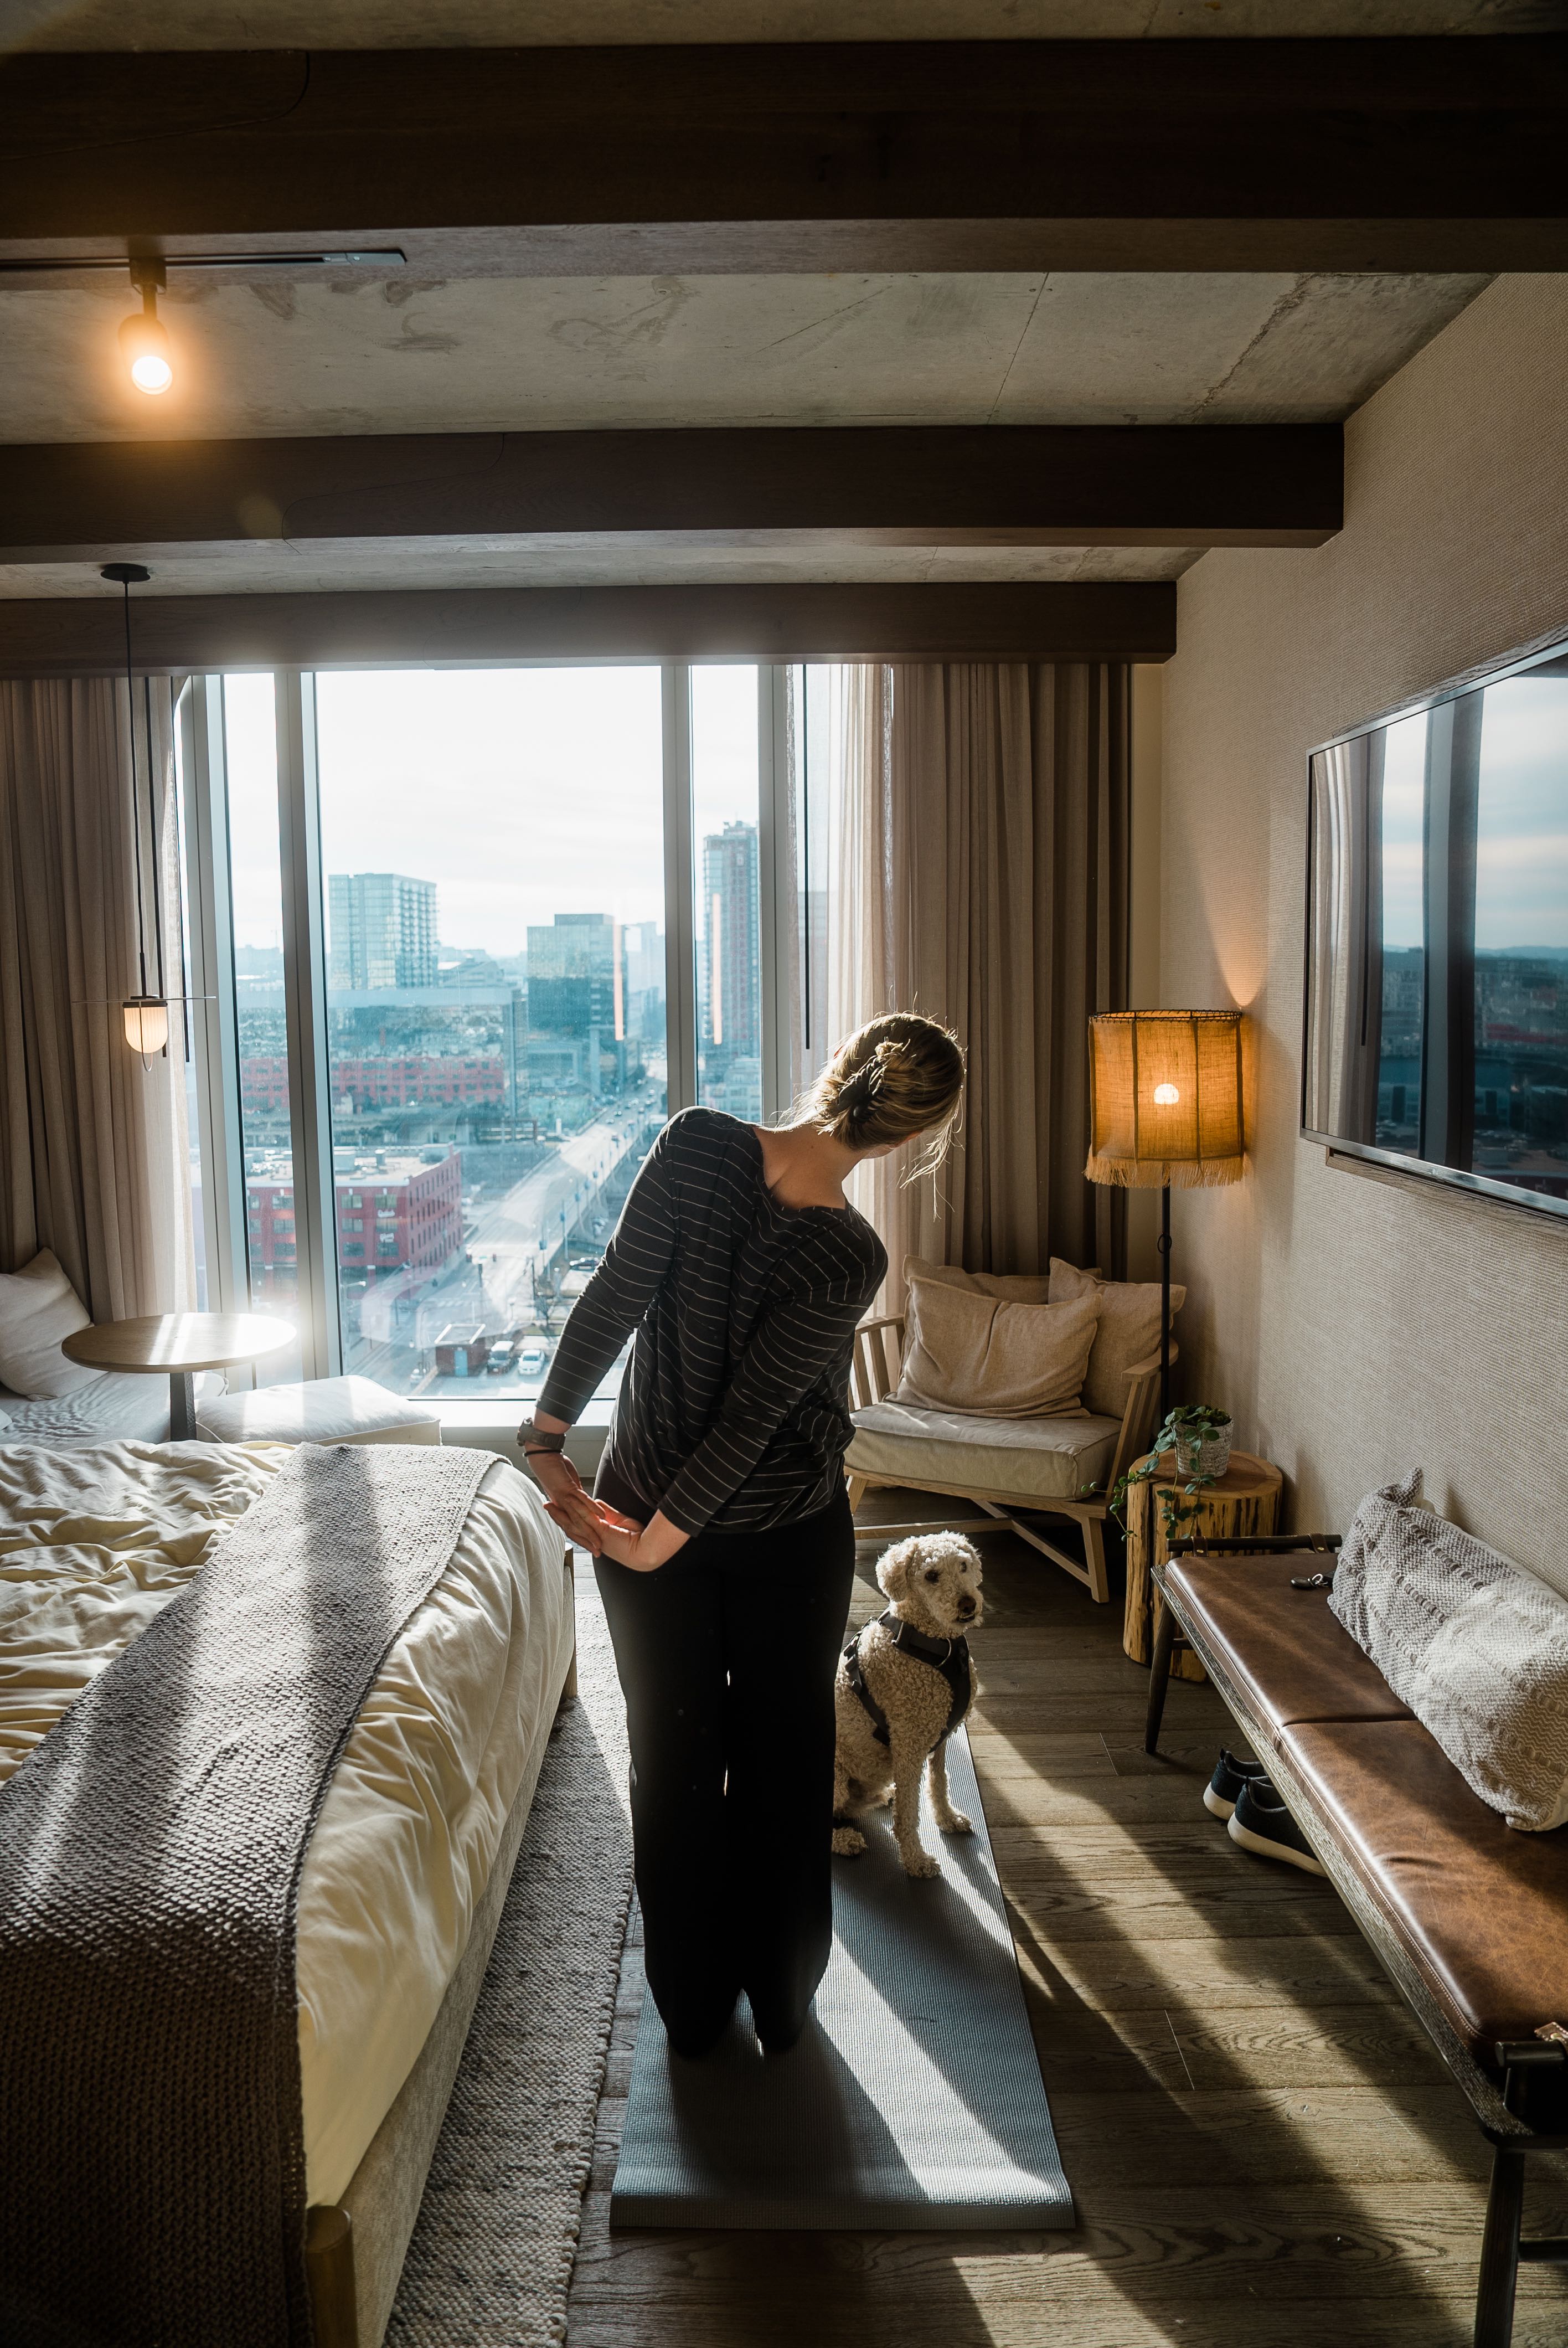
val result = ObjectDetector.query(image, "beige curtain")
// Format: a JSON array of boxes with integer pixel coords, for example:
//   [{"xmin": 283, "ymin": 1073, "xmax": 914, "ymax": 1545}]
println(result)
[
  {"xmin": 824, "ymin": 662, "xmax": 1129, "ymax": 1314},
  {"xmin": 0, "ymin": 677, "xmax": 195, "ymax": 1319}
]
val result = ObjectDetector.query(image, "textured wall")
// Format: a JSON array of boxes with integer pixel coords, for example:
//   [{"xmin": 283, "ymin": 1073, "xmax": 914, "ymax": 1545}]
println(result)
[{"xmin": 1161, "ymin": 274, "xmax": 1568, "ymax": 1592}]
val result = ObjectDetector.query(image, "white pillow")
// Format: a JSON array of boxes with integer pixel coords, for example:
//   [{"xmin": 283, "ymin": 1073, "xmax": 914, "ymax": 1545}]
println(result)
[
  {"xmin": 1331, "ymin": 1469, "xmax": 1568, "ymax": 1832},
  {"xmin": 904, "ymin": 1254, "xmax": 1053, "ymax": 1305},
  {"xmin": 0, "ymin": 1251, "xmax": 101, "ymax": 1398},
  {"xmin": 1048, "ymin": 1259, "xmax": 1187, "ymax": 1419},
  {"xmin": 895, "ymin": 1271, "xmax": 1098, "ymax": 1420}
]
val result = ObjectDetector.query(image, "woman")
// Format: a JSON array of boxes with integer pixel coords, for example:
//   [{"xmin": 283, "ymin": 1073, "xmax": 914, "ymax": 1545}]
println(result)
[{"xmin": 519, "ymin": 1012, "xmax": 964, "ymax": 2060}]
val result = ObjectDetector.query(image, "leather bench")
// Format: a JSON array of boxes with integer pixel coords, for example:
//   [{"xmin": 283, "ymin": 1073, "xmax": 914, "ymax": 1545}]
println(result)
[{"xmin": 1146, "ymin": 1541, "xmax": 1568, "ymax": 2348}]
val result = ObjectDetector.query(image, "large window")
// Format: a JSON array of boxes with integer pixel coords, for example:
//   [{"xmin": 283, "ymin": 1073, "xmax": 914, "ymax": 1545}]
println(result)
[{"xmin": 181, "ymin": 661, "xmax": 835, "ymax": 1410}]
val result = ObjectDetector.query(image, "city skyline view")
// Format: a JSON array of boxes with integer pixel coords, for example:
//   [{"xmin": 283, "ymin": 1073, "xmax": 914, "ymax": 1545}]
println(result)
[{"xmin": 221, "ymin": 661, "xmax": 768, "ymax": 1402}]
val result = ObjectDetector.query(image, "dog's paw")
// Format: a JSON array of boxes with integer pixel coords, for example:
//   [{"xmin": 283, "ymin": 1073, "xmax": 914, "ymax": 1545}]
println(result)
[
  {"xmin": 900, "ymin": 1846, "xmax": 940, "ymax": 1878},
  {"xmin": 937, "ymin": 1810, "xmax": 973, "ymax": 1836},
  {"xmin": 832, "ymin": 1825, "xmax": 867, "ymax": 1858}
]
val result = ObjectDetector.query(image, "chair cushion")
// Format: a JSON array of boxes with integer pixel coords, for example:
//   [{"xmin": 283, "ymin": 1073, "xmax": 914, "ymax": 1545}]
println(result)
[
  {"xmin": 195, "ymin": 1375, "xmax": 442, "ymax": 1448},
  {"xmin": 1280, "ymin": 1717, "xmax": 1568, "ymax": 2064},
  {"xmin": 1163, "ymin": 1556, "xmax": 1413, "ymax": 1747},
  {"xmin": 847, "ymin": 1400, "xmax": 1121, "ymax": 1502}
]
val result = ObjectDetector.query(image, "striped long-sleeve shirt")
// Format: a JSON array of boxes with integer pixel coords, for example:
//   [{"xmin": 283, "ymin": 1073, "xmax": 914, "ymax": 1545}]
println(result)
[{"xmin": 536, "ymin": 1107, "xmax": 887, "ymax": 1537}]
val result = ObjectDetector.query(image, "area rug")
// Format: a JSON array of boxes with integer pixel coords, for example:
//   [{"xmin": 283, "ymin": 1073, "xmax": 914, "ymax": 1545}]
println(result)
[
  {"xmin": 610, "ymin": 1726, "xmax": 1074, "ymax": 2232},
  {"xmin": 384, "ymin": 1574, "xmax": 633, "ymax": 2347}
]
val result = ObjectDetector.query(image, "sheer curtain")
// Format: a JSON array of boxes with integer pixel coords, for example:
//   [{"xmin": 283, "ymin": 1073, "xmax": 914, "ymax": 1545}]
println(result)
[
  {"xmin": 791, "ymin": 662, "xmax": 1130, "ymax": 1316},
  {"xmin": 0, "ymin": 676, "xmax": 195, "ymax": 1317}
]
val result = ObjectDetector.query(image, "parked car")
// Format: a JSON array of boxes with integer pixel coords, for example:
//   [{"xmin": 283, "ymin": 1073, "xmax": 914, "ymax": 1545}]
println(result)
[
  {"xmin": 485, "ymin": 1335, "xmax": 520, "ymax": 1375},
  {"xmin": 519, "ymin": 1340, "xmax": 549, "ymax": 1375}
]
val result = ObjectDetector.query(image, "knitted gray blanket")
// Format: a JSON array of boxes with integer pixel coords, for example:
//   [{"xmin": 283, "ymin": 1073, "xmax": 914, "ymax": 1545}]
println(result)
[{"xmin": 0, "ymin": 1439, "xmax": 491, "ymax": 2348}]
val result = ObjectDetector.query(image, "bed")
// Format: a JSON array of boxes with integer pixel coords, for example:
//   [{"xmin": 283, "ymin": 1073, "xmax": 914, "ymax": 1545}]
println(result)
[
  {"xmin": 0, "ymin": 1435, "xmax": 576, "ymax": 2348},
  {"xmin": 0, "ymin": 1367, "xmax": 225, "ymax": 1443}
]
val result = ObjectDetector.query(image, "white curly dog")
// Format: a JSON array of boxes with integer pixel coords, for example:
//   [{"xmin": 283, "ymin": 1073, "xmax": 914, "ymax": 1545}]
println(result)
[{"xmin": 832, "ymin": 1531, "xmax": 984, "ymax": 1878}]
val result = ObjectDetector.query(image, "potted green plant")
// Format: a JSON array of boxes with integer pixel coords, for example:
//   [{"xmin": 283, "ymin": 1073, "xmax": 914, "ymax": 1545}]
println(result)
[{"xmin": 1107, "ymin": 1404, "xmax": 1234, "ymax": 1543}]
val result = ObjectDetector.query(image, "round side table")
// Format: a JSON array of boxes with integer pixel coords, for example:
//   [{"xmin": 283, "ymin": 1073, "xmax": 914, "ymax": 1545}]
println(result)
[
  {"xmin": 61, "ymin": 1312, "xmax": 296, "ymax": 1441},
  {"xmin": 1122, "ymin": 1449, "xmax": 1283, "ymax": 1684}
]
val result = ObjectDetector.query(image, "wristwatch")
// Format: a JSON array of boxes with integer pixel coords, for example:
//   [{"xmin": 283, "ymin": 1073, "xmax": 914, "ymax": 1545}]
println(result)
[{"xmin": 517, "ymin": 1417, "xmax": 567, "ymax": 1457}]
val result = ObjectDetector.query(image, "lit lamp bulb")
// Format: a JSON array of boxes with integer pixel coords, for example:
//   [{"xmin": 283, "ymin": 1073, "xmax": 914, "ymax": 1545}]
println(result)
[
  {"xmin": 118, "ymin": 267, "xmax": 174, "ymax": 396},
  {"xmin": 1153, "ymin": 1082, "xmax": 1180, "ymax": 1105},
  {"xmin": 122, "ymin": 996, "xmax": 169, "ymax": 1055}
]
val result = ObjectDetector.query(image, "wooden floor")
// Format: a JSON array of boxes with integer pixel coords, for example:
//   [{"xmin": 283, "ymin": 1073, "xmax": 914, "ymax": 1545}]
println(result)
[{"xmin": 565, "ymin": 1494, "xmax": 1568, "ymax": 2348}]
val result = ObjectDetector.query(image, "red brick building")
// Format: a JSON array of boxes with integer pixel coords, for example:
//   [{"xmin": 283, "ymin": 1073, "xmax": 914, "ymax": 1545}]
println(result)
[
  {"xmin": 246, "ymin": 1149, "xmax": 463, "ymax": 1290},
  {"xmin": 240, "ymin": 1056, "xmax": 507, "ymax": 1116}
]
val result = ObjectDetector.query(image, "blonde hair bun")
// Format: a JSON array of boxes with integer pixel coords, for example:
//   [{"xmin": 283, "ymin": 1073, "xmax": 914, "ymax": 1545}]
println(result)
[{"xmin": 807, "ymin": 1013, "xmax": 965, "ymax": 1157}]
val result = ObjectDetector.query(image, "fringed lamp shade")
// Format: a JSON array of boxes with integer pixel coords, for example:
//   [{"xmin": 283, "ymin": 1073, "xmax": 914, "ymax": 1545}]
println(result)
[{"xmin": 1086, "ymin": 1010, "xmax": 1245, "ymax": 1190}]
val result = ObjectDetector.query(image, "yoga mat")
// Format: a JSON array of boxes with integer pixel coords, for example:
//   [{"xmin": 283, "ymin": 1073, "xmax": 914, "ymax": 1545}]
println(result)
[{"xmin": 609, "ymin": 1727, "xmax": 1075, "ymax": 2230}]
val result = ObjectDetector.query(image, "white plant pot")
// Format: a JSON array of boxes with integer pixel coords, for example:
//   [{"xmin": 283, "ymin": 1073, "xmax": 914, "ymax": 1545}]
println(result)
[{"xmin": 1174, "ymin": 1428, "xmax": 1233, "ymax": 1478}]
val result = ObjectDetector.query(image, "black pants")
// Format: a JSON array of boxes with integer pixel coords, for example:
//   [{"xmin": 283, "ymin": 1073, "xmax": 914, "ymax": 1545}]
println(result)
[{"xmin": 594, "ymin": 1485, "xmax": 855, "ymax": 2058}]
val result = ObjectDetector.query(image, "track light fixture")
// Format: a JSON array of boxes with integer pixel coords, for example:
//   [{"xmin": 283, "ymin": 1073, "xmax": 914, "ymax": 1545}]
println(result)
[{"xmin": 119, "ymin": 260, "xmax": 173, "ymax": 396}]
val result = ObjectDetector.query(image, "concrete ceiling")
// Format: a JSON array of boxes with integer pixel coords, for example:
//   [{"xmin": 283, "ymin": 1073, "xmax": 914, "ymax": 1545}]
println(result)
[
  {"xmin": 8, "ymin": 0, "xmax": 1559, "ymax": 44},
  {"xmin": 0, "ymin": 265, "xmax": 1491, "ymax": 595},
  {"xmin": 3, "ymin": 270, "xmax": 1490, "ymax": 444}
]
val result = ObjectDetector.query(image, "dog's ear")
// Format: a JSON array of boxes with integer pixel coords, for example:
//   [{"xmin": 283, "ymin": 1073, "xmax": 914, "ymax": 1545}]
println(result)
[{"xmin": 876, "ymin": 1540, "xmax": 913, "ymax": 1599}]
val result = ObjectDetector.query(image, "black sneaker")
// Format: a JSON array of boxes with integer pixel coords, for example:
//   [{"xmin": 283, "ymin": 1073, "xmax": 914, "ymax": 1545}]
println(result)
[
  {"xmin": 1227, "ymin": 1779, "xmax": 1327, "ymax": 1877},
  {"xmin": 1203, "ymin": 1748, "xmax": 1270, "ymax": 1821}
]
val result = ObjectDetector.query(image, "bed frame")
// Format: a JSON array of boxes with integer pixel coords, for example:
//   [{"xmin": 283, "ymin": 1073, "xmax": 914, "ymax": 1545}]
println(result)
[{"xmin": 305, "ymin": 1550, "xmax": 578, "ymax": 2348}]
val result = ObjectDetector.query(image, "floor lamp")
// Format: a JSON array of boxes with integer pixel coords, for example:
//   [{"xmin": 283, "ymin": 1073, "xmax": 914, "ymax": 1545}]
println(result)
[{"xmin": 1085, "ymin": 1011, "xmax": 1246, "ymax": 1420}]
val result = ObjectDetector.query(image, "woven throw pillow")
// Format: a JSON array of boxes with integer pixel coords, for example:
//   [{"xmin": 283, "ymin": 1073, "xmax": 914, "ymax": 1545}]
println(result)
[
  {"xmin": 904, "ymin": 1255, "xmax": 1053, "ymax": 1305},
  {"xmin": 0, "ymin": 1251, "xmax": 100, "ymax": 1399},
  {"xmin": 896, "ymin": 1271, "xmax": 1098, "ymax": 1420},
  {"xmin": 1048, "ymin": 1259, "xmax": 1187, "ymax": 1420},
  {"xmin": 1330, "ymin": 1469, "xmax": 1568, "ymax": 1832}
]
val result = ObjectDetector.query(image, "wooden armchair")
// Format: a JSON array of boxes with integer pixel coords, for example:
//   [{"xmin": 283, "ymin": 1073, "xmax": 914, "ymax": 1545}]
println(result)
[{"xmin": 844, "ymin": 1314, "xmax": 1167, "ymax": 1604}]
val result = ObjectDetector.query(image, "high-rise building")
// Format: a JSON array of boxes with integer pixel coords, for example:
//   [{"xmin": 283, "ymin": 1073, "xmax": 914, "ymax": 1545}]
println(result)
[
  {"xmin": 328, "ymin": 873, "xmax": 437, "ymax": 991},
  {"xmin": 526, "ymin": 913, "xmax": 625, "ymax": 1039},
  {"xmin": 622, "ymin": 920, "xmax": 666, "ymax": 1042},
  {"xmin": 701, "ymin": 822, "xmax": 760, "ymax": 1060}
]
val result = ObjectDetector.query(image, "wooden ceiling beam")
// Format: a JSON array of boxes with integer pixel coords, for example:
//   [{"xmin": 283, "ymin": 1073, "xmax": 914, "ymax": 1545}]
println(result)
[
  {"xmin": 0, "ymin": 582, "xmax": 1175, "ymax": 675},
  {"xmin": 1, "ymin": 39, "xmax": 1564, "ymax": 272},
  {"xmin": 0, "ymin": 428, "xmax": 1342, "ymax": 560}
]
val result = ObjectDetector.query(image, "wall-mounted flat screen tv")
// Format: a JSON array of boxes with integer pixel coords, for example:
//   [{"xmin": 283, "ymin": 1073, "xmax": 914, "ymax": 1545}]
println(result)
[{"xmin": 1303, "ymin": 631, "xmax": 1568, "ymax": 1218}]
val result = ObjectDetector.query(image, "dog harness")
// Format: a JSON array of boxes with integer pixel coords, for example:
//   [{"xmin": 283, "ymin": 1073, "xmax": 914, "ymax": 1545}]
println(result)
[{"xmin": 842, "ymin": 1610, "xmax": 973, "ymax": 1747}]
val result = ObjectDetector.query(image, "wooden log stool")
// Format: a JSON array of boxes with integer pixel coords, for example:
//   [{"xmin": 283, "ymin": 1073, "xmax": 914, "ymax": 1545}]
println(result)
[{"xmin": 1122, "ymin": 1450, "xmax": 1283, "ymax": 1683}]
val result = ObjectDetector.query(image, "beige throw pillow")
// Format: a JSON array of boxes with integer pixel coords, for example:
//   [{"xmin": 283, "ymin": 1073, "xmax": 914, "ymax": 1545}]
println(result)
[
  {"xmin": 0, "ymin": 1250, "xmax": 100, "ymax": 1398},
  {"xmin": 896, "ymin": 1271, "xmax": 1098, "ymax": 1420},
  {"xmin": 902, "ymin": 1254, "xmax": 1053, "ymax": 1305},
  {"xmin": 1048, "ymin": 1258, "xmax": 1185, "ymax": 1420}
]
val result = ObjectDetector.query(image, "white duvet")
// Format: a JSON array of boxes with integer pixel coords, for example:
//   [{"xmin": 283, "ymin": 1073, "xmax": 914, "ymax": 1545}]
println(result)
[{"xmin": 0, "ymin": 1438, "xmax": 572, "ymax": 2205}]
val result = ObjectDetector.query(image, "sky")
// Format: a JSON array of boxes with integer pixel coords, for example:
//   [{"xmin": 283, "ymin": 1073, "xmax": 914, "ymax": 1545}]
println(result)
[{"xmin": 223, "ymin": 662, "xmax": 762, "ymax": 954}]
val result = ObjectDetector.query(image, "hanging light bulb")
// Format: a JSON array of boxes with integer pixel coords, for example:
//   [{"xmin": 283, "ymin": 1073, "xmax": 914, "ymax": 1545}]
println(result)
[
  {"xmin": 119, "ymin": 259, "xmax": 173, "ymax": 396},
  {"xmin": 122, "ymin": 996, "xmax": 171, "ymax": 1055}
]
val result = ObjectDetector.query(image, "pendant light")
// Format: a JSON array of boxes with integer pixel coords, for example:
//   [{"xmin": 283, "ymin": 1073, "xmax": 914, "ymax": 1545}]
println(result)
[
  {"xmin": 101, "ymin": 563, "xmax": 170, "ymax": 1062},
  {"xmin": 119, "ymin": 259, "xmax": 174, "ymax": 397}
]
